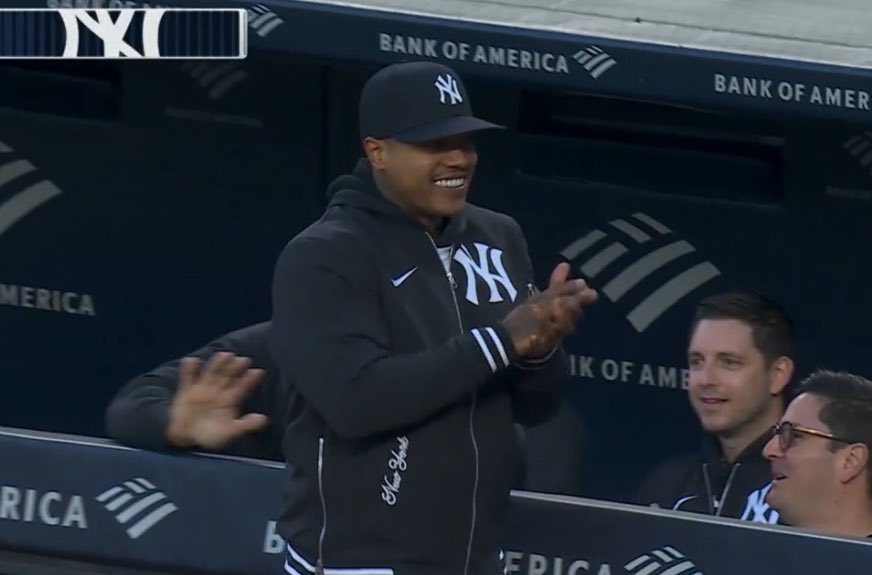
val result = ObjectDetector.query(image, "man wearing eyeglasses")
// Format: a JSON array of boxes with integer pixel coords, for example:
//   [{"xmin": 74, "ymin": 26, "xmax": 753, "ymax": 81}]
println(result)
[
  {"xmin": 764, "ymin": 369, "xmax": 872, "ymax": 538},
  {"xmin": 636, "ymin": 291, "xmax": 794, "ymax": 524}
]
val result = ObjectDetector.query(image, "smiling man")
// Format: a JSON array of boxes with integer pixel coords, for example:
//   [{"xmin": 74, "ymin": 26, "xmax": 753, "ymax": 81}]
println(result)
[
  {"xmin": 269, "ymin": 61, "xmax": 598, "ymax": 575},
  {"xmin": 636, "ymin": 291, "xmax": 794, "ymax": 523},
  {"xmin": 764, "ymin": 370, "xmax": 872, "ymax": 539}
]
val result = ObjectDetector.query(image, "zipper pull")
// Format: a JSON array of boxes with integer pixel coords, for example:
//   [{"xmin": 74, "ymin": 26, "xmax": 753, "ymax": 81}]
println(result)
[
  {"xmin": 316, "ymin": 559, "xmax": 325, "ymax": 575},
  {"xmin": 447, "ymin": 245, "xmax": 458, "ymax": 289},
  {"xmin": 526, "ymin": 282, "xmax": 536, "ymax": 299}
]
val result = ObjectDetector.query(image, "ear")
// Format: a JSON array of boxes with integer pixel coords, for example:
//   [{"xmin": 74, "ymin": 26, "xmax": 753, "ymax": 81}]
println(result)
[
  {"xmin": 363, "ymin": 137, "xmax": 389, "ymax": 171},
  {"xmin": 838, "ymin": 442, "xmax": 869, "ymax": 485},
  {"xmin": 768, "ymin": 355, "xmax": 795, "ymax": 396}
]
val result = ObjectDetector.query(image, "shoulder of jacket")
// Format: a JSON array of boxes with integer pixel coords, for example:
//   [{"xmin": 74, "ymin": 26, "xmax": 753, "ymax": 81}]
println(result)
[
  {"xmin": 465, "ymin": 203, "xmax": 520, "ymax": 231},
  {"xmin": 214, "ymin": 322, "xmax": 273, "ymax": 369},
  {"xmin": 292, "ymin": 212, "xmax": 360, "ymax": 244},
  {"xmin": 635, "ymin": 450, "xmax": 704, "ymax": 506},
  {"xmin": 279, "ymin": 215, "xmax": 369, "ymax": 263},
  {"xmin": 275, "ymin": 214, "xmax": 380, "ymax": 290},
  {"xmin": 648, "ymin": 450, "xmax": 704, "ymax": 480}
]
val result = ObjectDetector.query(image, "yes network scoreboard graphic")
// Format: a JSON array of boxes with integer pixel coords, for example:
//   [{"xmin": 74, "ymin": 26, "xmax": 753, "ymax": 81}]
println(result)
[{"xmin": 0, "ymin": 8, "xmax": 247, "ymax": 59}]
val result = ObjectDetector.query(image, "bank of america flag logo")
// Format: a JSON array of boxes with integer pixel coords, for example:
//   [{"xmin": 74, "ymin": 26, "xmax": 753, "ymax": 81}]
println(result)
[
  {"xmin": 247, "ymin": 3, "xmax": 284, "ymax": 37},
  {"xmin": 842, "ymin": 132, "xmax": 872, "ymax": 176},
  {"xmin": 0, "ymin": 140, "xmax": 63, "ymax": 240},
  {"xmin": 96, "ymin": 478, "xmax": 178, "ymax": 539},
  {"xmin": 560, "ymin": 213, "xmax": 720, "ymax": 332},
  {"xmin": 624, "ymin": 546, "xmax": 703, "ymax": 575},
  {"xmin": 572, "ymin": 45, "xmax": 617, "ymax": 79},
  {"xmin": 181, "ymin": 61, "xmax": 249, "ymax": 100}
]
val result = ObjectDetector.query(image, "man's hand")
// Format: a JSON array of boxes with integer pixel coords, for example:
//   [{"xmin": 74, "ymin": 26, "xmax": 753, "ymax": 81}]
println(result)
[
  {"xmin": 501, "ymin": 262, "xmax": 598, "ymax": 358},
  {"xmin": 165, "ymin": 352, "xmax": 269, "ymax": 450}
]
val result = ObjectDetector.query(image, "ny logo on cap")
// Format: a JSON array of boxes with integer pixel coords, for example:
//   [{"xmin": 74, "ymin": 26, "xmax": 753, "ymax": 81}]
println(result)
[{"xmin": 434, "ymin": 74, "xmax": 463, "ymax": 105}]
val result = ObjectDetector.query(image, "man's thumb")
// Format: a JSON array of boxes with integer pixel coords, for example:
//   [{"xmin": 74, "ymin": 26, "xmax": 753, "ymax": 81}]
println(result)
[{"xmin": 549, "ymin": 262, "xmax": 571, "ymax": 288}]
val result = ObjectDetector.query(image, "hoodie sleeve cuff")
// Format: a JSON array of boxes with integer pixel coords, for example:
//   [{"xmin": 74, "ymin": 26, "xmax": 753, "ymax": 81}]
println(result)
[{"xmin": 467, "ymin": 324, "xmax": 520, "ymax": 373}]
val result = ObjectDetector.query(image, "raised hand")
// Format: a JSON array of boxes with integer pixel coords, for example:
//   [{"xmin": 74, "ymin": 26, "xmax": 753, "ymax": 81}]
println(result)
[
  {"xmin": 500, "ymin": 262, "xmax": 598, "ymax": 358},
  {"xmin": 165, "ymin": 352, "xmax": 269, "ymax": 450}
]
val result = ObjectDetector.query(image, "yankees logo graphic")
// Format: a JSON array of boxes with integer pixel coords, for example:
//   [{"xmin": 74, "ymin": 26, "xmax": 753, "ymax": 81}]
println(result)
[
  {"xmin": 453, "ymin": 243, "xmax": 517, "ymax": 305},
  {"xmin": 434, "ymin": 73, "xmax": 463, "ymax": 105}
]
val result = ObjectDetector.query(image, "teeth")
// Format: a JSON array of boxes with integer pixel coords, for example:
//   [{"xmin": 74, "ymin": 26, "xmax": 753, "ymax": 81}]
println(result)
[{"xmin": 435, "ymin": 178, "xmax": 465, "ymax": 188}]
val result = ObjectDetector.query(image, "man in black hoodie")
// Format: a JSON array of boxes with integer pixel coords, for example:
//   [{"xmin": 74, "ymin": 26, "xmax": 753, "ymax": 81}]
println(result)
[
  {"xmin": 269, "ymin": 61, "xmax": 598, "ymax": 575},
  {"xmin": 636, "ymin": 291, "xmax": 795, "ymax": 524}
]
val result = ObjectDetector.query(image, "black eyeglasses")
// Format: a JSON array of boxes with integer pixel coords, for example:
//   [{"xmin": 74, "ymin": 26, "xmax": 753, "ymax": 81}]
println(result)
[{"xmin": 771, "ymin": 421, "xmax": 855, "ymax": 451}]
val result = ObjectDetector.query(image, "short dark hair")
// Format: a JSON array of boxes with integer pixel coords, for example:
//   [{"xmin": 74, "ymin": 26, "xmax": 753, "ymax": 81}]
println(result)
[
  {"xmin": 691, "ymin": 291, "xmax": 794, "ymax": 364},
  {"xmin": 796, "ymin": 370, "xmax": 872, "ymax": 496}
]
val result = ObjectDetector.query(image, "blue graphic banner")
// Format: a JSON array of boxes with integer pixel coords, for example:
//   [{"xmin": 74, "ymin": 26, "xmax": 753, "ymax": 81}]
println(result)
[
  {"xmin": 31, "ymin": 0, "xmax": 872, "ymax": 125},
  {"xmin": 0, "ymin": 427, "xmax": 870, "ymax": 575},
  {"xmin": 0, "ymin": 9, "xmax": 246, "ymax": 59}
]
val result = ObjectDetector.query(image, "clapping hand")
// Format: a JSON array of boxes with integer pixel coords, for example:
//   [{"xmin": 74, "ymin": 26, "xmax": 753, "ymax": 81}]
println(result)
[{"xmin": 501, "ymin": 262, "xmax": 598, "ymax": 358}]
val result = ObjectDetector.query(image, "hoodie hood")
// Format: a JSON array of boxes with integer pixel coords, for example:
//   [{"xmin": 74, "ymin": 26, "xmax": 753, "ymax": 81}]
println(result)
[{"xmin": 325, "ymin": 157, "xmax": 467, "ymax": 246}]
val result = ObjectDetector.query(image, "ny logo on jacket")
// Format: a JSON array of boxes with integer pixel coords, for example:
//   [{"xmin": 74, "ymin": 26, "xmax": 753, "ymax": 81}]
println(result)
[
  {"xmin": 672, "ymin": 482, "xmax": 780, "ymax": 525},
  {"xmin": 739, "ymin": 482, "xmax": 780, "ymax": 524},
  {"xmin": 453, "ymin": 242, "xmax": 518, "ymax": 305}
]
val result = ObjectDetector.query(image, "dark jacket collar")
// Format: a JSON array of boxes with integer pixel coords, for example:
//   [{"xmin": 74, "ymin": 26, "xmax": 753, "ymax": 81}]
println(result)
[{"xmin": 701, "ymin": 428, "xmax": 773, "ymax": 467}]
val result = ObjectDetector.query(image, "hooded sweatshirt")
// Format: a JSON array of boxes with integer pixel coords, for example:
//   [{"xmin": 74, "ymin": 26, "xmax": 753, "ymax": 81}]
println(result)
[
  {"xmin": 635, "ymin": 430, "xmax": 780, "ymax": 524},
  {"xmin": 269, "ymin": 159, "xmax": 568, "ymax": 575}
]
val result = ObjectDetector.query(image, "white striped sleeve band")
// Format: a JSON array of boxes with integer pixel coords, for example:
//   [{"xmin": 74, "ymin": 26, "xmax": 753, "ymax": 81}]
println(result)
[
  {"xmin": 285, "ymin": 542, "xmax": 394, "ymax": 575},
  {"xmin": 471, "ymin": 327, "xmax": 510, "ymax": 373}
]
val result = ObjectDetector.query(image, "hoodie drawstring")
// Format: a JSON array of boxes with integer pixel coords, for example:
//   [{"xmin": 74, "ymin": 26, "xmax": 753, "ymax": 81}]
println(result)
[{"xmin": 703, "ymin": 462, "xmax": 741, "ymax": 517}]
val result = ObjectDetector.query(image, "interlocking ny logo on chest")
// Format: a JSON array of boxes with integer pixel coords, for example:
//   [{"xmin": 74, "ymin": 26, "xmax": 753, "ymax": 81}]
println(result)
[{"xmin": 454, "ymin": 243, "xmax": 518, "ymax": 305}]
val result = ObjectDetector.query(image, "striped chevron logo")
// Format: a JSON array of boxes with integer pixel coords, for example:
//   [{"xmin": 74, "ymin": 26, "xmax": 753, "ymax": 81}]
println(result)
[
  {"xmin": 624, "ymin": 546, "xmax": 703, "ymax": 575},
  {"xmin": 181, "ymin": 61, "xmax": 249, "ymax": 100},
  {"xmin": 842, "ymin": 132, "xmax": 872, "ymax": 176},
  {"xmin": 247, "ymin": 3, "xmax": 284, "ymax": 37},
  {"xmin": 0, "ymin": 140, "xmax": 63, "ymax": 240},
  {"xmin": 572, "ymin": 45, "xmax": 617, "ymax": 79},
  {"xmin": 560, "ymin": 213, "xmax": 720, "ymax": 333},
  {"xmin": 172, "ymin": 6, "xmax": 277, "ymax": 103},
  {"xmin": 95, "ymin": 478, "xmax": 177, "ymax": 540}
]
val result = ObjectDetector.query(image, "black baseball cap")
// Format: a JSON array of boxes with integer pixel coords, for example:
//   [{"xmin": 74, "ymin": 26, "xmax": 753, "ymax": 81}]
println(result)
[{"xmin": 359, "ymin": 61, "xmax": 504, "ymax": 144}]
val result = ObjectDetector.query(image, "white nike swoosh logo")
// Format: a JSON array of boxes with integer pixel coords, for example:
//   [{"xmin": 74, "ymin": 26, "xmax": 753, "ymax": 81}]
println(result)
[
  {"xmin": 391, "ymin": 267, "xmax": 417, "ymax": 287},
  {"xmin": 672, "ymin": 495, "xmax": 697, "ymax": 510}
]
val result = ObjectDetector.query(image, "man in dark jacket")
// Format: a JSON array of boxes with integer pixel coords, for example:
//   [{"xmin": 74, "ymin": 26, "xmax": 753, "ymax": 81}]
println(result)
[
  {"xmin": 636, "ymin": 291, "xmax": 795, "ymax": 524},
  {"xmin": 269, "ymin": 61, "xmax": 598, "ymax": 575},
  {"xmin": 105, "ymin": 322, "xmax": 284, "ymax": 461}
]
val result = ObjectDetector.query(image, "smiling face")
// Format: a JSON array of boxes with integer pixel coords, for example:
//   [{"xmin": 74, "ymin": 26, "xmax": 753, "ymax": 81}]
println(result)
[
  {"xmin": 364, "ymin": 134, "xmax": 477, "ymax": 232},
  {"xmin": 687, "ymin": 319, "xmax": 786, "ymax": 439},
  {"xmin": 763, "ymin": 392, "xmax": 869, "ymax": 529}
]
